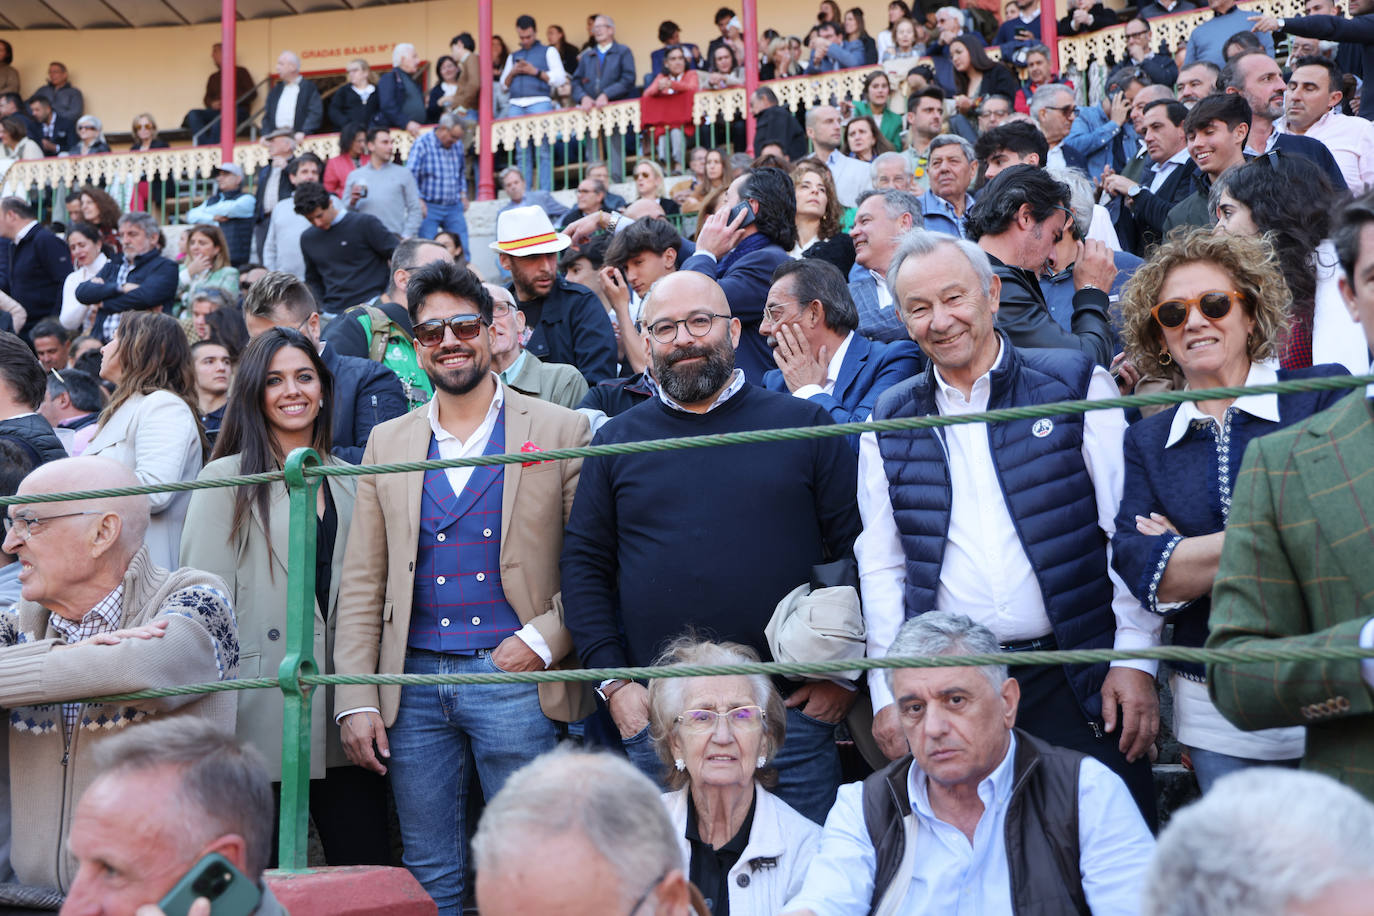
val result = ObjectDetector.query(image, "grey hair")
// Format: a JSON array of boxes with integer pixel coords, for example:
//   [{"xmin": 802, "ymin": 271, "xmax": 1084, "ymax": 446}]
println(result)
[
  {"xmin": 117, "ymin": 211, "xmax": 159, "ymax": 239},
  {"xmin": 646, "ymin": 637, "xmax": 787, "ymax": 789},
  {"xmin": 1046, "ymin": 166, "xmax": 1093, "ymax": 242},
  {"xmin": 472, "ymin": 748, "xmax": 680, "ymax": 909},
  {"xmin": 928, "ymin": 133, "xmax": 976, "ymax": 164},
  {"xmin": 437, "ymin": 112, "xmax": 462, "ymax": 131},
  {"xmin": 91, "ymin": 718, "xmax": 274, "ymax": 881},
  {"xmin": 882, "ymin": 611, "xmax": 1007, "ymax": 694},
  {"xmin": 1029, "ymin": 82, "xmax": 1073, "ymax": 121},
  {"xmin": 886, "ymin": 228, "xmax": 995, "ymax": 303},
  {"xmin": 595, "ymin": 14, "xmax": 615, "ymax": 28},
  {"xmin": 76, "ymin": 114, "xmax": 102, "ymax": 133},
  {"xmin": 279, "ymin": 50, "xmax": 301, "ymax": 70},
  {"xmin": 392, "ymin": 42, "xmax": 416, "ymax": 69},
  {"xmin": 936, "ymin": 5, "xmax": 963, "ymax": 21},
  {"xmin": 855, "ymin": 188, "xmax": 924, "ymax": 226},
  {"xmin": 1023, "ymin": 42, "xmax": 1051, "ymax": 59},
  {"xmin": 870, "ymin": 151, "xmax": 909, "ymax": 182},
  {"xmin": 1143, "ymin": 768, "xmax": 1374, "ymax": 916}
]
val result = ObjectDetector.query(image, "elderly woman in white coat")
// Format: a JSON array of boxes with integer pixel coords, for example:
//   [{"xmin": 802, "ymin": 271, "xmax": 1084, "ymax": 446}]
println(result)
[
  {"xmin": 648, "ymin": 638, "xmax": 820, "ymax": 916},
  {"xmin": 86, "ymin": 311, "xmax": 203, "ymax": 569}
]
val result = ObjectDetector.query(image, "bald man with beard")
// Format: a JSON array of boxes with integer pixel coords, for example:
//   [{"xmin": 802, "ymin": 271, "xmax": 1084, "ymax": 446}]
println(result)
[
  {"xmin": 0, "ymin": 456, "xmax": 239, "ymax": 892},
  {"xmin": 561, "ymin": 270, "xmax": 862, "ymax": 824}
]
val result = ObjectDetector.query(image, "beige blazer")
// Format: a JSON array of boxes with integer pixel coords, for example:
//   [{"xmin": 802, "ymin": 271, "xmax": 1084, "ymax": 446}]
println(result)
[
  {"xmin": 333, "ymin": 385, "xmax": 595, "ymax": 724},
  {"xmin": 86, "ymin": 389, "xmax": 203, "ymax": 570},
  {"xmin": 180, "ymin": 453, "xmax": 356, "ymax": 779}
]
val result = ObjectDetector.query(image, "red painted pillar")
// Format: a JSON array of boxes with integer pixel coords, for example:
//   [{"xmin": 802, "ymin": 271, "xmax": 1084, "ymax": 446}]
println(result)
[
  {"xmin": 478, "ymin": 0, "xmax": 495, "ymax": 200},
  {"xmin": 1041, "ymin": 0, "xmax": 1061, "ymax": 78},
  {"xmin": 743, "ymin": 0, "xmax": 759, "ymax": 155},
  {"xmin": 221, "ymin": 0, "xmax": 237, "ymax": 163}
]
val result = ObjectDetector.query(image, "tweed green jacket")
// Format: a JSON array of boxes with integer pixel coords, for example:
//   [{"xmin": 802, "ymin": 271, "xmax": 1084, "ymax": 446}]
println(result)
[{"xmin": 1207, "ymin": 390, "xmax": 1374, "ymax": 799}]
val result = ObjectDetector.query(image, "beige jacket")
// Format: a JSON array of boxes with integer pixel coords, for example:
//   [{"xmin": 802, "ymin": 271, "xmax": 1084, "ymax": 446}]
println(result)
[
  {"xmin": 0, "ymin": 547, "xmax": 238, "ymax": 891},
  {"xmin": 180, "ymin": 454, "xmax": 355, "ymax": 779},
  {"xmin": 333, "ymin": 386, "xmax": 594, "ymax": 724}
]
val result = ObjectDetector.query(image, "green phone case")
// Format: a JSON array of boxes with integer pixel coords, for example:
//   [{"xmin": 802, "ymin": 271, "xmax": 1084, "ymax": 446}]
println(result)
[{"xmin": 158, "ymin": 852, "xmax": 262, "ymax": 916}]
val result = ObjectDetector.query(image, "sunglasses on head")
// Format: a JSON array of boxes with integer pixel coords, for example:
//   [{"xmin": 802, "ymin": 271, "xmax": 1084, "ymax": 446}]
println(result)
[
  {"xmin": 1150, "ymin": 289, "xmax": 1243, "ymax": 329},
  {"xmin": 413, "ymin": 313, "xmax": 484, "ymax": 347}
]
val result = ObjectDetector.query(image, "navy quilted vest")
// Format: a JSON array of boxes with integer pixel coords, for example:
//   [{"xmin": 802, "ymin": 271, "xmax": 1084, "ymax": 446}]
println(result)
[{"xmin": 873, "ymin": 338, "xmax": 1113, "ymax": 718}]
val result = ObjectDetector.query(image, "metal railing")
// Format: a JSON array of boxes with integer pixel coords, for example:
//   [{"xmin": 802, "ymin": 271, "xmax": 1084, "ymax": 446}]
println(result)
[{"xmin": 3, "ymin": 372, "xmax": 1371, "ymax": 873}]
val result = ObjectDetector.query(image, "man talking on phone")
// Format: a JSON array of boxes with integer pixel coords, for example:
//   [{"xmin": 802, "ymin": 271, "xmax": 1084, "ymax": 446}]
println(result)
[
  {"xmin": 678, "ymin": 166, "xmax": 796, "ymax": 383},
  {"xmin": 60, "ymin": 719, "xmax": 284, "ymax": 916}
]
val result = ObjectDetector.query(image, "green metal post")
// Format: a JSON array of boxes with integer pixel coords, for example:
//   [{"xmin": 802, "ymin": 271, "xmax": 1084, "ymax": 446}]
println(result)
[{"xmin": 277, "ymin": 447, "xmax": 321, "ymax": 871}]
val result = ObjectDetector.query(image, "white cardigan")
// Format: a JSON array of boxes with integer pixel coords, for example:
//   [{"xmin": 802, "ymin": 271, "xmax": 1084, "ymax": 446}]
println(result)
[
  {"xmin": 662, "ymin": 785, "xmax": 820, "ymax": 916},
  {"xmin": 85, "ymin": 390, "xmax": 203, "ymax": 570}
]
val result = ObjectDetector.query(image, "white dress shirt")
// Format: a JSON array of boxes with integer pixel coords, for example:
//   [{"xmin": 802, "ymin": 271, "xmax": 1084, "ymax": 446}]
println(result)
[
  {"xmin": 1147, "ymin": 147, "xmax": 1190, "ymax": 194},
  {"xmin": 793, "ymin": 331, "xmax": 855, "ymax": 401},
  {"xmin": 855, "ymin": 339, "xmax": 1161, "ymax": 711},
  {"xmin": 500, "ymin": 46, "xmax": 568, "ymax": 106},
  {"xmin": 274, "ymin": 79, "xmax": 300, "ymax": 130},
  {"xmin": 783, "ymin": 733, "xmax": 1155, "ymax": 916},
  {"xmin": 826, "ymin": 149, "xmax": 874, "ymax": 208},
  {"xmin": 656, "ymin": 367, "xmax": 747, "ymax": 413}
]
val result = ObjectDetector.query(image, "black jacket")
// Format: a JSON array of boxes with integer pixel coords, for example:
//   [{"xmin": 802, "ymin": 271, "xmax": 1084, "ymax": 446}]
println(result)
[
  {"xmin": 319, "ymin": 342, "xmax": 408, "ymax": 463},
  {"xmin": 986, "ymin": 252, "xmax": 1114, "ymax": 367},
  {"xmin": 1118, "ymin": 157, "xmax": 1198, "ymax": 254},
  {"xmin": 1, "ymin": 223, "xmax": 72, "ymax": 324},
  {"xmin": 509, "ymin": 276, "xmax": 619, "ymax": 385},
  {"xmin": 753, "ymin": 105, "xmax": 809, "ymax": 161},
  {"xmin": 253, "ymin": 160, "xmax": 296, "ymax": 221},
  {"xmin": 375, "ymin": 69, "xmax": 427, "ymax": 129},
  {"xmin": 74, "ymin": 249, "xmax": 179, "ymax": 341},
  {"xmin": 0, "ymin": 414, "xmax": 68, "ymax": 466},
  {"xmin": 329, "ymin": 85, "xmax": 379, "ymax": 132},
  {"xmin": 35, "ymin": 114, "xmax": 76, "ymax": 155},
  {"xmin": 577, "ymin": 372, "xmax": 655, "ymax": 419},
  {"xmin": 261, "ymin": 78, "xmax": 324, "ymax": 135},
  {"xmin": 1270, "ymin": 133, "xmax": 1349, "ymax": 191}
]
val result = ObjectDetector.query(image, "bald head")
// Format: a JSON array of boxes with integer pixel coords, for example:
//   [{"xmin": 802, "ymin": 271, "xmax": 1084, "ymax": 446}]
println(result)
[
  {"xmin": 640, "ymin": 271, "xmax": 730, "ymax": 325},
  {"xmin": 23, "ymin": 456, "xmax": 150, "ymax": 555},
  {"xmin": 624, "ymin": 198, "xmax": 667, "ymax": 221}
]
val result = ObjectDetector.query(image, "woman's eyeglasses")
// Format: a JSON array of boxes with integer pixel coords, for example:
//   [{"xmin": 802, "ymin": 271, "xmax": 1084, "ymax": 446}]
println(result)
[
  {"xmin": 413, "ymin": 314, "xmax": 485, "ymax": 347},
  {"xmin": 674, "ymin": 705, "xmax": 765, "ymax": 733},
  {"xmin": 1150, "ymin": 289, "xmax": 1243, "ymax": 329}
]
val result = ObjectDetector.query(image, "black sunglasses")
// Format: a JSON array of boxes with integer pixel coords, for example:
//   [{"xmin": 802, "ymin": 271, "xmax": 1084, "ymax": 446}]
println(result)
[{"xmin": 413, "ymin": 314, "xmax": 485, "ymax": 348}]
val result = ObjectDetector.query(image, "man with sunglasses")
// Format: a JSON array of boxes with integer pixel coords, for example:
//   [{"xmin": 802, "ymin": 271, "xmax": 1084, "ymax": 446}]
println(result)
[
  {"xmin": 1028, "ymin": 84, "xmax": 1090, "ymax": 176},
  {"xmin": 562, "ymin": 269, "xmax": 862, "ymax": 824},
  {"xmin": 0, "ymin": 455, "xmax": 240, "ymax": 893},
  {"xmin": 242, "ymin": 271, "xmax": 406, "ymax": 463},
  {"xmin": 333, "ymin": 260, "xmax": 594, "ymax": 915}
]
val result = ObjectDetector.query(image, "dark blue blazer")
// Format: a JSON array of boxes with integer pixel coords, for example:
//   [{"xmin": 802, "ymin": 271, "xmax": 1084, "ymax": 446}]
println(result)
[
  {"xmin": 1270, "ymin": 134, "xmax": 1349, "ymax": 192},
  {"xmin": 261, "ymin": 78, "xmax": 323, "ymax": 135},
  {"xmin": 763, "ymin": 334, "xmax": 923, "ymax": 451},
  {"xmin": 1058, "ymin": 143, "xmax": 1091, "ymax": 177},
  {"xmin": 320, "ymin": 341, "xmax": 407, "ymax": 464},
  {"xmin": 375, "ymin": 69, "xmax": 427, "ymax": 129},
  {"xmin": 1, "ymin": 224, "xmax": 72, "ymax": 324},
  {"xmin": 571, "ymin": 43, "xmax": 637, "ymax": 103},
  {"xmin": 74, "ymin": 250, "xmax": 178, "ymax": 340},
  {"xmin": 682, "ymin": 239, "xmax": 791, "ymax": 384}
]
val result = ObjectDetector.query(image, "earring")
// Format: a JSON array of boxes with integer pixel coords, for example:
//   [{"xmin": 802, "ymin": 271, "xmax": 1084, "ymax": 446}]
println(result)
[
  {"xmin": 1158, "ymin": 349, "xmax": 1173, "ymax": 366},
  {"xmin": 674, "ymin": 758, "xmax": 686, "ymax": 772},
  {"xmin": 757, "ymin": 755, "xmax": 768, "ymax": 769}
]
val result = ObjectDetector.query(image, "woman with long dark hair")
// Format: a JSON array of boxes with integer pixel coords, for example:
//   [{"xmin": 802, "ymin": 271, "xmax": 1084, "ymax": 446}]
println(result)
[
  {"xmin": 86, "ymin": 311, "xmax": 204, "ymax": 568},
  {"xmin": 77, "ymin": 185, "xmax": 123, "ymax": 256},
  {"xmin": 59, "ymin": 223, "xmax": 108, "ymax": 334},
  {"xmin": 177, "ymin": 224, "xmax": 239, "ymax": 312},
  {"xmin": 852, "ymin": 70, "xmax": 904, "ymax": 149},
  {"xmin": 1211, "ymin": 156, "xmax": 1367, "ymax": 372},
  {"xmin": 324, "ymin": 123, "xmax": 368, "ymax": 197},
  {"xmin": 180, "ymin": 328, "xmax": 390, "ymax": 866},
  {"xmin": 843, "ymin": 7, "xmax": 880, "ymax": 65},
  {"xmin": 547, "ymin": 24, "xmax": 581, "ymax": 74},
  {"xmin": 791, "ymin": 157, "xmax": 855, "ymax": 275},
  {"xmin": 949, "ymin": 34, "xmax": 1018, "ymax": 119}
]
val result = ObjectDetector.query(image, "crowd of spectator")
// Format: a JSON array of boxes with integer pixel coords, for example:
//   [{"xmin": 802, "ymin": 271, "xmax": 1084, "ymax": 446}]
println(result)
[{"xmin": 4, "ymin": 0, "xmax": 1374, "ymax": 912}]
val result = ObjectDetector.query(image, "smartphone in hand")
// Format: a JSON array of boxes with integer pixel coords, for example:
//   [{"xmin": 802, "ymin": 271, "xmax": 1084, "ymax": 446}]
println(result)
[{"xmin": 158, "ymin": 853, "xmax": 261, "ymax": 916}]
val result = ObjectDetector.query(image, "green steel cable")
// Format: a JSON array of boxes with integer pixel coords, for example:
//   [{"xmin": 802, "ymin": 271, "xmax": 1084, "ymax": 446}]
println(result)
[
  {"xmin": 86, "ymin": 642, "xmax": 1374, "ymax": 703},
  {"xmin": 5, "ymin": 373, "xmax": 1371, "ymax": 507}
]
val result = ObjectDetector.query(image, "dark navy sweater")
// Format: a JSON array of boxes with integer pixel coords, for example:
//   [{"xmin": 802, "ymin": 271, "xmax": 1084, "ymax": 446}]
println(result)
[
  {"xmin": 561, "ymin": 382, "xmax": 861, "ymax": 672},
  {"xmin": 1111, "ymin": 363, "xmax": 1350, "ymax": 676}
]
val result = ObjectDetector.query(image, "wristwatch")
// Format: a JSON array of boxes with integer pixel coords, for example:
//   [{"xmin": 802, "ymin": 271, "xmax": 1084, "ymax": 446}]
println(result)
[
  {"xmin": 1127, "ymin": 183, "xmax": 1144, "ymax": 199},
  {"xmin": 596, "ymin": 678, "xmax": 630, "ymax": 702}
]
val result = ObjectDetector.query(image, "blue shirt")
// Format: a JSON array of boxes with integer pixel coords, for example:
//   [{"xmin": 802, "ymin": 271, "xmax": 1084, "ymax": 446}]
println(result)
[
  {"xmin": 1184, "ymin": 6, "xmax": 1274, "ymax": 65},
  {"xmin": 919, "ymin": 188, "xmax": 975, "ymax": 239},
  {"xmin": 407, "ymin": 129, "xmax": 467, "ymax": 205},
  {"xmin": 783, "ymin": 734, "xmax": 1154, "ymax": 916}
]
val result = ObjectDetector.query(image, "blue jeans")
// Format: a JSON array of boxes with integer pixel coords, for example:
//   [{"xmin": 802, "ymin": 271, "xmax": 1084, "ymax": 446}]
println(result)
[
  {"xmin": 419, "ymin": 201, "xmax": 469, "ymax": 260},
  {"xmin": 386, "ymin": 649, "xmax": 558, "ymax": 916},
  {"xmin": 1188, "ymin": 747, "xmax": 1301, "ymax": 794},
  {"xmin": 506, "ymin": 98, "xmax": 558, "ymax": 191},
  {"xmin": 620, "ymin": 705, "xmax": 841, "ymax": 825}
]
